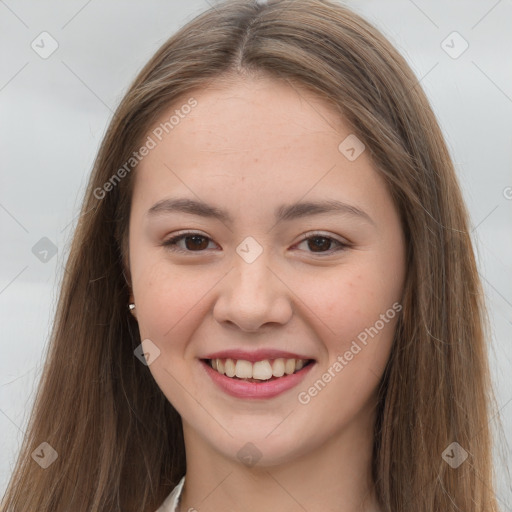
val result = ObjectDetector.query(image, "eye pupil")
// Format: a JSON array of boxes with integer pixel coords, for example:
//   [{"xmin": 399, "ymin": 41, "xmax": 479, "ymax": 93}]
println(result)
[
  {"xmin": 308, "ymin": 236, "xmax": 331, "ymax": 252},
  {"xmin": 186, "ymin": 235, "xmax": 208, "ymax": 250}
]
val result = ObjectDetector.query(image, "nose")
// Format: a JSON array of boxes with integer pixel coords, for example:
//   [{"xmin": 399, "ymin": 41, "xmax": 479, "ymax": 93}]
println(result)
[{"xmin": 213, "ymin": 251, "xmax": 293, "ymax": 333}]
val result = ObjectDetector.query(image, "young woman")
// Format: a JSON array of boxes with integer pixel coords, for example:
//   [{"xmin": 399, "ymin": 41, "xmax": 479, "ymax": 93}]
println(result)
[{"xmin": 1, "ymin": 0, "xmax": 503, "ymax": 511}]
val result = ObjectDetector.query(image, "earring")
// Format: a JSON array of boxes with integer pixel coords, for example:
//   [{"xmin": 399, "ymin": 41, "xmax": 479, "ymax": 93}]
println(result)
[{"xmin": 128, "ymin": 303, "xmax": 136, "ymax": 317}]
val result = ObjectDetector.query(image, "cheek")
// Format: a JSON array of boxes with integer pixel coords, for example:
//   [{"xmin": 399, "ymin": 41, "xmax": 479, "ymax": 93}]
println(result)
[
  {"xmin": 132, "ymin": 257, "xmax": 227, "ymax": 362},
  {"xmin": 310, "ymin": 261, "xmax": 401, "ymax": 371},
  {"xmin": 314, "ymin": 268, "xmax": 393, "ymax": 334},
  {"xmin": 132, "ymin": 260, "xmax": 212, "ymax": 408},
  {"xmin": 295, "ymin": 272, "xmax": 399, "ymax": 432},
  {"xmin": 131, "ymin": 254, "xmax": 193, "ymax": 339}
]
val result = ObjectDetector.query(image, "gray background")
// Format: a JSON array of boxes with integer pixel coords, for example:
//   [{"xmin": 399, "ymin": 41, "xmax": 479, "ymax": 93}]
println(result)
[{"xmin": 1, "ymin": 0, "xmax": 511, "ymax": 506}]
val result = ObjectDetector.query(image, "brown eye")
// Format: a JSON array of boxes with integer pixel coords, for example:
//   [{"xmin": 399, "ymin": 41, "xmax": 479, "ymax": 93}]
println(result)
[
  {"xmin": 307, "ymin": 236, "xmax": 334, "ymax": 252},
  {"xmin": 182, "ymin": 235, "xmax": 210, "ymax": 251},
  {"xmin": 162, "ymin": 231, "xmax": 348, "ymax": 256},
  {"xmin": 295, "ymin": 234, "xmax": 348, "ymax": 255},
  {"xmin": 162, "ymin": 233, "xmax": 215, "ymax": 253}
]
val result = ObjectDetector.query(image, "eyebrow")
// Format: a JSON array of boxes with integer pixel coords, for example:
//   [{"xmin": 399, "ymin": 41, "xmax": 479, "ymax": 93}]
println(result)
[{"xmin": 146, "ymin": 197, "xmax": 375, "ymax": 226}]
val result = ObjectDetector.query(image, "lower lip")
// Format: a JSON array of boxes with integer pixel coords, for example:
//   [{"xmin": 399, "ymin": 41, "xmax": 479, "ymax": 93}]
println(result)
[{"xmin": 200, "ymin": 359, "xmax": 315, "ymax": 399}]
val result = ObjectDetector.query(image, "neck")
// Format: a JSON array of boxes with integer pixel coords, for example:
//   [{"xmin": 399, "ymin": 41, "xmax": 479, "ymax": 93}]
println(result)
[{"xmin": 178, "ymin": 404, "xmax": 380, "ymax": 512}]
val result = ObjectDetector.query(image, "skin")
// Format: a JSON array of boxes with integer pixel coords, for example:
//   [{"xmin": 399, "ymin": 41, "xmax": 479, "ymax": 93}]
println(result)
[{"xmin": 127, "ymin": 75, "xmax": 406, "ymax": 512}]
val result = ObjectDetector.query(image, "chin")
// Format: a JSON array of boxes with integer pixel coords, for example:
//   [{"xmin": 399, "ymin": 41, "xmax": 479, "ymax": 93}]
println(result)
[{"xmin": 199, "ymin": 420, "xmax": 317, "ymax": 469}]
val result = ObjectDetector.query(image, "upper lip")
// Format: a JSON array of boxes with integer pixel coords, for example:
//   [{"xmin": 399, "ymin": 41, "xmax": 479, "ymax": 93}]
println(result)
[{"xmin": 201, "ymin": 349, "xmax": 315, "ymax": 362}]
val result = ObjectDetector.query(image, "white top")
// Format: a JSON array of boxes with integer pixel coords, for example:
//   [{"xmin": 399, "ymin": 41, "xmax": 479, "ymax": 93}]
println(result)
[
  {"xmin": 155, "ymin": 475, "xmax": 185, "ymax": 512},
  {"xmin": 157, "ymin": 474, "xmax": 381, "ymax": 511}
]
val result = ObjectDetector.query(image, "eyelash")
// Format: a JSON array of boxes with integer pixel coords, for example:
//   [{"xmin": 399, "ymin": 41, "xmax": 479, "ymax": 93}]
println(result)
[{"xmin": 161, "ymin": 231, "xmax": 349, "ymax": 256}]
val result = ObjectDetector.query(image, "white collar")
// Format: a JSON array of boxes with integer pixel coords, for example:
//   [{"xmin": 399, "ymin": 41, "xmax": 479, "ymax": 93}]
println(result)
[
  {"xmin": 155, "ymin": 474, "xmax": 382, "ymax": 511},
  {"xmin": 155, "ymin": 475, "xmax": 185, "ymax": 512}
]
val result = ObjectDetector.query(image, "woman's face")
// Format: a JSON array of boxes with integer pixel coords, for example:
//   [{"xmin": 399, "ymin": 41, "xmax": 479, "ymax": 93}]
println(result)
[{"xmin": 128, "ymin": 76, "xmax": 406, "ymax": 466}]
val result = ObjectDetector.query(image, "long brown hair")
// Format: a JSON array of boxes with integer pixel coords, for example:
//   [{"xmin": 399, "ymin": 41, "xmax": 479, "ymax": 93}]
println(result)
[{"xmin": 1, "ymin": 0, "xmax": 502, "ymax": 510}]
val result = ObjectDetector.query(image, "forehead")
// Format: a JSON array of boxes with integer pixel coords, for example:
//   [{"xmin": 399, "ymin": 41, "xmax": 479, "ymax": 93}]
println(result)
[
  {"xmin": 131, "ymin": 76, "xmax": 387, "ymax": 219},
  {"xmin": 178, "ymin": 76, "xmax": 344, "ymax": 146}
]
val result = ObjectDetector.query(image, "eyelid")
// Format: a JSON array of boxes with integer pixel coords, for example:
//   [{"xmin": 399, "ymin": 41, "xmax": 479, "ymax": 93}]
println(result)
[
  {"xmin": 161, "ymin": 230, "xmax": 219, "ymax": 253},
  {"xmin": 293, "ymin": 232, "xmax": 350, "ymax": 254},
  {"xmin": 296, "ymin": 230, "xmax": 349, "ymax": 245}
]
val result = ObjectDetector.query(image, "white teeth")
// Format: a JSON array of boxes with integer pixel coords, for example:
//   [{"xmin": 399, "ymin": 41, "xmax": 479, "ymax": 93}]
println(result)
[
  {"xmin": 235, "ymin": 360, "xmax": 253, "ymax": 379},
  {"xmin": 224, "ymin": 358, "xmax": 236, "ymax": 377},
  {"xmin": 284, "ymin": 358, "xmax": 296, "ymax": 375},
  {"xmin": 272, "ymin": 358, "xmax": 285, "ymax": 377},
  {"xmin": 252, "ymin": 360, "xmax": 273, "ymax": 380},
  {"xmin": 209, "ymin": 357, "xmax": 310, "ymax": 380}
]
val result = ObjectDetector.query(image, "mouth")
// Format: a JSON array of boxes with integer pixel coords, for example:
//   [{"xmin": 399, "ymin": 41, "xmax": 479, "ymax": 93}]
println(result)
[{"xmin": 201, "ymin": 357, "xmax": 315, "ymax": 383}]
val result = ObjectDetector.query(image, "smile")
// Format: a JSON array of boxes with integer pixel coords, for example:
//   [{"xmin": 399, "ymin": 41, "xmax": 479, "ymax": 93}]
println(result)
[
  {"xmin": 206, "ymin": 357, "xmax": 313, "ymax": 382},
  {"xmin": 200, "ymin": 357, "xmax": 316, "ymax": 399}
]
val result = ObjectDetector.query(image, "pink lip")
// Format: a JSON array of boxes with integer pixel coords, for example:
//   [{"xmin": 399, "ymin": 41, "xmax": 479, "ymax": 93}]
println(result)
[
  {"xmin": 200, "ymin": 359, "xmax": 315, "ymax": 399},
  {"xmin": 202, "ymin": 349, "xmax": 313, "ymax": 362}
]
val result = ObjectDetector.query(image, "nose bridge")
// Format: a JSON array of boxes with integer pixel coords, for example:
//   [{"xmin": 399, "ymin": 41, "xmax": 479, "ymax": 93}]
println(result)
[
  {"xmin": 232, "ymin": 242, "xmax": 276, "ymax": 304},
  {"xmin": 214, "ymin": 239, "xmax": 292, "ymax": 331},
  {"xmin": 233, "ymin": 234, "xmax": 273, "ymax": 287}
]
